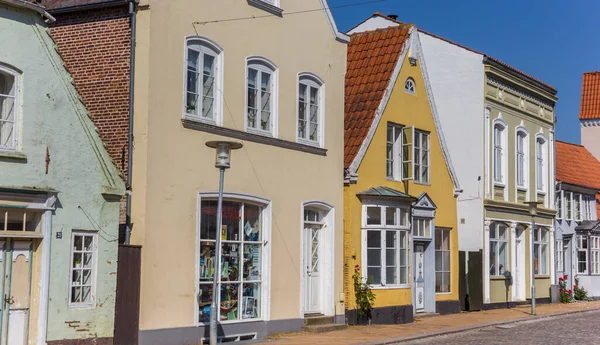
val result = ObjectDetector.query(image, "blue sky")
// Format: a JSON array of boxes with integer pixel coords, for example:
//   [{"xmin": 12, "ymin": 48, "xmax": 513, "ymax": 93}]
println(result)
[{"xmin": 329, "ymin": 0, "xmax": 600, "ymax": 144}]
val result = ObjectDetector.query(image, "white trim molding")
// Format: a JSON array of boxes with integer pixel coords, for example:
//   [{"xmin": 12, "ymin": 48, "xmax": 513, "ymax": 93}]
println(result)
[
  {"xmin": 581, "ymin": 119, "xmax": 600, "ymax": 127},
  {"xmin": 320, "ymin": 0, "xmax": 350, "ymax": 43}
]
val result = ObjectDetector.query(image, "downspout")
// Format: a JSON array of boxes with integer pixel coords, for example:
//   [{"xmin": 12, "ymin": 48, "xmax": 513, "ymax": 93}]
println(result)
[{"xmin": 125, "ymin": 0, "xmax": 137, "ymax": 245}]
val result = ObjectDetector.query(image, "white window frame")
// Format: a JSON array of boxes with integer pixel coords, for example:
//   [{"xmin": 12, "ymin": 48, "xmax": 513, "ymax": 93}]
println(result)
[
  {"xmin": 556, "ymin": 190, "xmax": 563, "ymax": 220},
  {"xmin": 296, "ymin": 73, "xmax": 325, "ymax": 147},
  {"xmin": 555, "ymin": 239, "xmax": 564, "ymax": 272},
  {"xmin": 566, "ymin": 192, "xmax": 573, "ymax": 221},
  {"xmin": 489, "ymin": 222, "xmax": 508, "ymax": 276},
  {"xmin": 404, "ymin": 77, "xmax": 415, "ymax": 95},
  {"xmin": 259, "ymin": 0, "xmax": 280, "ymax": 7},
  {"xmin": 361, "ymin": 203, "xmax": 410, "ymax": 289},
  {"xmin": 533, "ymin": 227, "xmax": 549, "ymax": 275},
  {"xmin": 183, "ymin": 36, "xmax": 224, "ymax": 126},
  {"xmin": 591, "ymin": 236, "xmax": 600, "ymax": 275},
  {"xmin": 195, "ymin": 193, "xmax": 271, "ymax": 325},
  {"xmin": 0, "ymin": 65, "xmax": 20, "ymax": 151},
  {"xmin": 577, "ymin": 235, "xmax": 588, "ymax": 274},
  {"xmin": 413, "ymin": 217, "xmax": 432, "ymax": 238},
  {"xmin": 413, "ymin": 130, "xmax": 430, "ymax": 184},
  {"xmin": 245, "ymin": 56, "xmax": 278, "ymax": 137},
  {"xmin": 574, "ymin": 194, "xmax": 582, "ymax": 222},
  {"xmin": 68, "ymin": 231, "xmax": 98, "ymax": 309},
  {"xmin": 492, "ymin": 120, "xmax": 507, "ymax": 186},
  {"xmin": 583, "ymin": 196, "xmax": 593, "ymax": 221},
  {"xmin": 535, "ymin": 135, "xmax": 547, "ymax": 195},
  {"xmin": 386, "ymin": 123, "xmax": 403, "ymax": 180},
  {"xmin": 401, "ymin": 126, "xmax": 414, "ymax": 181},
  {"xmin": 515, "ymin": 128, "xmax": 528, "ymax": 191},
  {"xmin": 435, "ymin": 228, "xmax": 451, "ymax": 294}
]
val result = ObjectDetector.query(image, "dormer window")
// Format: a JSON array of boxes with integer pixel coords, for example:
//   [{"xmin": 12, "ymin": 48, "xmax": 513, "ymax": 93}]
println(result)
[{"xmin": 404, "ymin": 77, "xmax": 415, "ymax": 95}]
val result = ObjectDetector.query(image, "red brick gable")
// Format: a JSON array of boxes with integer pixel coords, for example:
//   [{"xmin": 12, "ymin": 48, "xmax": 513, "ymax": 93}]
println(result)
[
  {"xmin": 579, "ymin": 71, "xmax": 600, "ymax": 120},
  {"xmin": 556, "ymin": 140, "xmax": 600, "ymax": 190},
  {"xmin": 344, "ymin": 25, "xmax": 411, "ymax": 169}
]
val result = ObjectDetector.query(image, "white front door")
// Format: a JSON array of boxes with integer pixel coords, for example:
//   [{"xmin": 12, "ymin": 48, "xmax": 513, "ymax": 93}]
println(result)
[
  {"xmin": 1, "ymin": 240, "xmax": 33, "ymax": 345},
  {"xmin": 304, "ymin": 225, "xmax": 321, "ymax": 314},
  {"xmin": 415, "ymin": 244, "xmax": 425, "ymax": 312}
]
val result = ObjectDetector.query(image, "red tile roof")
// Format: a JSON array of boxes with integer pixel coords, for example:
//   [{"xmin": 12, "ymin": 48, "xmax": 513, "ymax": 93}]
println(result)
[
  {"xmin": 369, "ymin": 13, "xmax": 556, "ymax": 92},
  {"xmin": 344, "ymin": 24, "xmax": 412, "ymax": 169},
  {"xmin": 556, "ymin": 141, "xmax": 600, "ymax": 190},
  {"xmin": 579, "ymin": 71, "xmax": 600, "ymax": 120}
]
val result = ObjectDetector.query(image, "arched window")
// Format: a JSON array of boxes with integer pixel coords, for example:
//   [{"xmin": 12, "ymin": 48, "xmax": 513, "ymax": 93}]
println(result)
[
  {"xmin": 489, "ymin": 222, "xmax": 508, "ymax": 276},
  {"xmin": 536, "ymin": 135, "xmax": 547, "ymax": 193},
  {"xmin": 246, "ymin": 57, "xmax": 278, "ymax": 135},
  {"xmin": 493, "ymin": 120, "xmax": 507, "ymax": 184},
  {"xmin": 0, "ymin": 65, "xmax": 19, "ymax": 151},
  {"xmin": 404, "ymin": 77, "xmax": 415, "ymax": 94},
  {"xmin": 297, "ymin": 73, "xmax": 324, "ymax": 146},
  {"xmin": 515, "ymin": 128, "xmax": 528, "ymax": 189},
  {"xmin": 184, "ymin": 36, "xmax": 223, "ymax": 124}
]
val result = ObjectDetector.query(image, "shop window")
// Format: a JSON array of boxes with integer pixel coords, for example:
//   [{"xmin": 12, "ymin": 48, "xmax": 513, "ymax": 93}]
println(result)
[
  {"xmin": 69, "ymin": 232, "xmax": 97, "ymax": 307},
  {"xmin": 489, "ymin": 222, "xmax": 508, "ymax": 276},
  {"xmin": 533, "ymin": 227, "xmax": 548, "ymax": 275},
  {"xmin": 198, "ymin": 200, "xmax": 264, "ymax": 323},
  {"xmin": 435, "ymin": 228, "xmax": 451, "ymax": 293},
  {"xmin": 577, "ymin": 235, "xmax": 588, "ymax": 274}
]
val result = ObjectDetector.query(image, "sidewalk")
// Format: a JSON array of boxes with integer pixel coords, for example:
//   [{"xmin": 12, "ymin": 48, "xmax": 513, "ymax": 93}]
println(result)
[{"xmin": 266, "ymin": 301, "xmax": 600, "ymax": 345}]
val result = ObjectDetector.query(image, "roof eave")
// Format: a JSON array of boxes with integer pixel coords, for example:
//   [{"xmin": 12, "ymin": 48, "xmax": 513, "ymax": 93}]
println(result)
[
  {"xmin": 0, "ymin": 0, "xmax": 55, "ymax": 22},
  {"xmin": 483, "ymin": 56, "xmax": 557, "ymax": 97},
  {"xmin": 45, "ymin": 0, "xmax": 131, "ymax": 14}
]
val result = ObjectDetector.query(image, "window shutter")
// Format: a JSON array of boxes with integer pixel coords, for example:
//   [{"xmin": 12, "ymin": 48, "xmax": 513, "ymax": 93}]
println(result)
[{"xmin": 402, "ymin": 126, "xmax": 414, "ymax": 181}]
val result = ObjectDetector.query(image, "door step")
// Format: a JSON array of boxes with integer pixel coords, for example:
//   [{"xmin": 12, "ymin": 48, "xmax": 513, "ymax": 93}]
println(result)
[
  {"xmin": 303, "ymin": 315, "xmax": 347, "ymax": 333},
  {"xmin": 414, "ymin": 312, "xmax": 440, "ymax": 320}
]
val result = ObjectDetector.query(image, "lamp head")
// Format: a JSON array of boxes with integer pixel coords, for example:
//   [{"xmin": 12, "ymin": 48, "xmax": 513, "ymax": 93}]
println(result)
[{"xmin": 205, "ymin": 141, "xmax": 243, "ymax": 169}]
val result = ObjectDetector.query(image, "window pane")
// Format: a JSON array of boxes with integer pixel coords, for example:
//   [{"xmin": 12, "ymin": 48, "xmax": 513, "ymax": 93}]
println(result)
[
  {"xmin": 221, "ymin": 244, "xmax": 241, "ymax": 281},
  {"xmin": 366, "ymin": 206, "xmax": 381, "ymax": 225},
  {"xmin": 244, "ymin": 204, "xmax": 261, "ymax": 242},
  {"xmin": 540, "ymin": 244, "xmax": 548, "ymax": 275},
  {"xmin": 386, "ymin": 231, "xmax": 396, "ymax": 247},
  {"xmin": 435, "ymin": 229, "xmax": 442, "ymax": 250},
  {"xmin": 367, "ymin": 267, "xmax": 381, "ymax": 285},
  {"xmin": 386, "ymin": 207, "xmax": 397, "ymax": 226},
  {"xmin": 220, "ymin": 283, "xmax": 239, "ymax": 321},
  {"xmin": 71, "ymin": 287, "xmax": 81, "ymax": 303},
  {"xmin": 200, "ymin": 200, "xmax": 218, "ymax": 240},
  {"xmin": 399, "ymin": 208, "xmax": 407, "ymax": 226},
  {"xmin": 83, "ymin": 253, "xmax": 93, "ymax": 268},
  {"xmin": 199, "ymin": 242, "xmax": 216, "ymax": 282},
  {"xmin": 435, "ymin": 251, "xmax": 442, "ymax": 271},
  {"xmin": 243, "ymin": 244, "xmax": 261, "ymax": 281},
  {"xmin": 399, "ymin": 266, "xmax": 407, "ymax": 284},
  {"xmin": 386, "ymin": 266, "xmax": 397, "ymax": 285},
  {"xmin": 221, "ymin": 202, "xmax": 241, "ymax": 241},
  {"xmin": 242, "ymin": 283, "xmax": 261, "ymax": 319},
  {"xmin": 442, "ymin": 251, "xmax": 450, "ymax": 271},
  {"xmin": 367, "ymin": 230, "xmax": 381, "ymax": 248},
  {"xmin": 198, "ymin": 284, "xmax": 214, "ymax": 323},
  {"xmin": 73, "ymin": 253, "xmax": 82, "ymax": 268},
  {"xmin": 82, "ymin": 269, "xmax": 92, "ymax": 285},
  {"xmin": 74, "ymin": 236, "xmax": 83, "ymax": 251},
  {"xmin": 489, "ymin": 241, "xmax": 497, "ymax": 275},
  {"xmin": 309, "ymin": 87, "xmax": 319, "ymax": 141},
  {"xmin": 367, "ymin": 249, "xmax": 381, "ymax": 266},
  {"xmin": 247, "ymin": 68, "xmax": 258, "ymax": 128},
  {"xmin": 298, "ymin": 84, "xmax": 307, "ymax": 139}
]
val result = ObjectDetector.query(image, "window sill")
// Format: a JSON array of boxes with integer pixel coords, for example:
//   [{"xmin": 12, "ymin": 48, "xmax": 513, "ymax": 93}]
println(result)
[
  {"xmin": 517, "ymin": 186, "xmax": 528, "ymax": 192},
  {"xmin": 297, "ymin": 138, "xmax": 322, "ymax": 149},
  {"xmin": 414, "ymin": 181, "xmax": 431, "ymax": 186},
  {"xmin": 182, "ymin": 119, "xmax": 327, "ymax": 156},
  {"xmin": 494, "ymin": 182, "xmax": 506, "ymax": 188},
  {"xmin": 537, "ymin": 191, "xmax": 546, "ymax": 196},
  {"xmin": 247, "ymin": 0, "xmax": 283, "ymax": 17},
  {"xmin": 534, "ymin": 275, "xmax": 550, "ymax": 279},
  {"xmin": 490, "ymin": 276, "xmax": 507, "ymax": 280},
  {"xmin": 0, "ymin": 150, "xmax": 27, "ymax": 161},
  {"xmin": 183, "ymin": 114, "xmax": 218, "ymax": 126},
  {"xmin": 369, "ymin": 284, "xmax": 411, "ymax": 290},
  {"xmin": 435, "ymin": 291, "xmax": 453, "ymax": 295},
  {"xmin": 247, "ymin": 127, "xmax": 275, "ymax": 138}
]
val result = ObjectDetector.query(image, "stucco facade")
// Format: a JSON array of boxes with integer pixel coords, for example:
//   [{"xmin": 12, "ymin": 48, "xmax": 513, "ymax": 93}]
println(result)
[
  {"xmin": 130, "ymin": 0, "xmax": 347, "ymax": 343},
  {"xmin": 0, "ymin": 2, "xmax": 124, "ymax": 344}
]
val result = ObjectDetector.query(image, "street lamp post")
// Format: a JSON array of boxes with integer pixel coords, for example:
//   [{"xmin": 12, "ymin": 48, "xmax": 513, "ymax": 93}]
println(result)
[
  {"xmin": 524, "ymin": 201, "xmax": 542, "ymax": 316},
  {"xmin": 205, "ymin": 141, "xmax": 243, "ymax": 345}
]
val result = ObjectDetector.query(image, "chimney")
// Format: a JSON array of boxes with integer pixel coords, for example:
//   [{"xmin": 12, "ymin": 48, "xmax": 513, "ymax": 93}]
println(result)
[{"xmin": 388, "ymin": 14, "xmax": 399, "ymax": 20}]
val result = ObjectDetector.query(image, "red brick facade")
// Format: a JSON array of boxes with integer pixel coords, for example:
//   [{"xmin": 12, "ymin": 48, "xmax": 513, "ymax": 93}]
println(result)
[{"xmin": 48, "ymin": 6, "xmax": 131, "ymax": 222}]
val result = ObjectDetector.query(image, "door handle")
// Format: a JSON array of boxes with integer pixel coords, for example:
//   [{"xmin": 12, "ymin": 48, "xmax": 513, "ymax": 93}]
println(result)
[
  {"xmin": 307, "ymin": 266, "xmax": 312, "ymax": 277},
  {"xmin": 4, "ymin": 294, "xmax": 13, "ymax": 306}
]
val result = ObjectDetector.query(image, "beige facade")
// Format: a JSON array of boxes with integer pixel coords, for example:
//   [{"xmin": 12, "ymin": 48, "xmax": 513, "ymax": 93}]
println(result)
[{"xmin": 131, "ymin": 0, "xmax": 347, "ymax": 343}]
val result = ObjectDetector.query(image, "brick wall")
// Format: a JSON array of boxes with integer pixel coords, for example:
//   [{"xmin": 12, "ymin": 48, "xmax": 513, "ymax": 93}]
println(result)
[{"xmin": 49, "ymin": 6, "xmax": 131, "ymax": 223}]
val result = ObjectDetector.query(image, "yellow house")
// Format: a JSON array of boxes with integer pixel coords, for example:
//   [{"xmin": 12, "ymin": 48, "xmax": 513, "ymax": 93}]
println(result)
[{"xmin": 343, "ymin": 24, "xmax": 461, "ymax": 324}]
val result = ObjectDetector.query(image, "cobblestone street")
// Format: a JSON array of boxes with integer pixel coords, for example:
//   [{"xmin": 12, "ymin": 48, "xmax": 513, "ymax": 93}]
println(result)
[{"xmin": 407, "ymin": 309, "xmax": 600, "ymax": 345}]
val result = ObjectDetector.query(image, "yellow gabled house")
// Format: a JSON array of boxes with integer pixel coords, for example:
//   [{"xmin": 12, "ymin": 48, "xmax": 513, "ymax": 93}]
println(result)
[{"xmin": 343, "ymin": 24, "xmax": 461, "ymax": 324}]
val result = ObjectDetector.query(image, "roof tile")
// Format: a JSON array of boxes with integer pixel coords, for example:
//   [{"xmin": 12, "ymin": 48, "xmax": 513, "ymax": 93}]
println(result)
[
  {"xmin": 579, "ymin": 71, "xmax": 600, "ymax": 120},
  {"xmin": 556, "ymin": 141, "xmax": 600, "ymax": 190},
  {"xmin": 344, "ymin": 25, "xmax": 411, "ymax": 169}
]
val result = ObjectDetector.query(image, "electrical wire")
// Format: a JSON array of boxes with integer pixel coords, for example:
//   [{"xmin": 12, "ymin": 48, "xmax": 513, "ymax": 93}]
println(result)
[{"xmin": 193, "ymin": 0, "xmax": 386, "ymax": 25}]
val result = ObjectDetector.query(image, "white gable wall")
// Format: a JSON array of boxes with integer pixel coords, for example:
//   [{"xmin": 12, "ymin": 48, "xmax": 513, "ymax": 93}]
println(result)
[
  {"xmin": 418, "ymin": 32, "xmax": 485, "ymax": 252},
  {"xmin": 346, "ymin": 16, "xmax": 398, "ymax": 34}
]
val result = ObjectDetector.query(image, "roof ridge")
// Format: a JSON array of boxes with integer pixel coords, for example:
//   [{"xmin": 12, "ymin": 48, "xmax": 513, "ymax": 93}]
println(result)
[
  {"xmin": 350, "ymin": 23, "xmax": 412, "ymax": 37},
  {"xmin": 583, "ymin": 71, "xmax": 600, "ymax": 74}
]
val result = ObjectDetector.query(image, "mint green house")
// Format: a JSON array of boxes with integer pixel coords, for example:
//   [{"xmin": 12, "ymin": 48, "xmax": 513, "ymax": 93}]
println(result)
[{"xmin": 0, "ymin": 1, "xmax": 125, "ymax": 344}]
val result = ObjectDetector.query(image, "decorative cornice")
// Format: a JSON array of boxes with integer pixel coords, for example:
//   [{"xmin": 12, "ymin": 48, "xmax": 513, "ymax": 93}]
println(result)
[
  {"xmin": 581, "ymin": 119, "xmax": 600, "ymax": 127},
  {"xmin": 487, "ymin": 76, "xmax": 553, "ymax": 109},
  {"xmin": 247, "ymin": 0, "xmax": 283, "ymax": 17},
  {"xmin": 182, "ymin": 119, "xmax": 327, "ymax": 156}
]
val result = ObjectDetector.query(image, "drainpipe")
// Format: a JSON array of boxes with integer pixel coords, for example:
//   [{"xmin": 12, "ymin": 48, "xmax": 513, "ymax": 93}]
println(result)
[{"xmin": 124, "ymin": 0, "xmax": 137, "ymax": 245}]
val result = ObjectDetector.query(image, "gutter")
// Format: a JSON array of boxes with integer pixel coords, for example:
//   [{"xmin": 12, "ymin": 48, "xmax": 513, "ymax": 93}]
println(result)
[
  {"xmin": 46, "ymin": 0, "xmax": 128, "ymax": 15},
  {"xmin": 124, "ymin": 0, "xmax": 137, "ymax": 245},
  {"xmin": 0, "ymin": 0, "xmax": 55, "ymax": 22}
]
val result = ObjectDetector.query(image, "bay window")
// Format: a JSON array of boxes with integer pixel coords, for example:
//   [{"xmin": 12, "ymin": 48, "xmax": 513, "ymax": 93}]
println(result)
[
  {"xmin": 591, "ymin": 236, "xmax": 600, "ymax": 274},
  {"xmin": 185, "ymin": 37, "xmax": 223, "ymax": 123},
  {"xmin": 246, "ymin": 58, "xmax": 277, "ymax": 135},
  {"xmin": 577, "ymin": 235, "xmax": 588, "ymax": 274},
  {"xmin": 533, "ymin": 227, "xmax": 549, "ymax": 275},
  {"xmin": 435, "ymin": 228, "xmax": 451, "ymax": 293},
  {"xmin": 0, "ymin": 66, "xmax": 18, "ymax": 150},
  {"xmin": 363, "ymin": 204, "xmax": 410, "ymax": 287},
  {"xmin": 198, "ymin": 200, "xmax": 264, "ymax": 322},
  {"xmin": 413, "ymin": 217, "xmax": 431, "ymax": 238},
  {"xmin": 297, "ymin": 74, "xmax": 323, "ymax": 145},
  {"xmin": 489, "ymin": 222, "xmax": 508, "ymax": 276}
]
